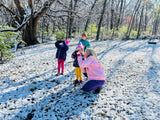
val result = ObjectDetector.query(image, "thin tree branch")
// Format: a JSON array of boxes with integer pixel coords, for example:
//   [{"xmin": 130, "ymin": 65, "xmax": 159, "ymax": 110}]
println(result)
[
  {"xmin": 28, "ymin": 0, "xmax": 33, "ymax": 10},
  {"xmin": 0, "ymin": 2, "xmax": 20, "ymax": 23},
  {"xmin": 46, "ymin": 13, "xmax": 70, "ymax": 18},
  {"xmin": 57, "ymin": 0, "xmax": 69, "ymax": 8},
  {"xmin": 34, "ymin": 0, "xmax": 56, "ymax": 21},
  {"xmin": 0, "ymin": 9, "xmax": 31, "ymax": 32},
  {"xmin": 49, "ymin": 9, "xmax": 78, "ymax": 14},
  {"xmin": 14, "ymin": 0, "xmax": 25, "ymax": 18},
  {"xmin": 79, "ymin": 0, "xmax": 88, "ymax": 6}
]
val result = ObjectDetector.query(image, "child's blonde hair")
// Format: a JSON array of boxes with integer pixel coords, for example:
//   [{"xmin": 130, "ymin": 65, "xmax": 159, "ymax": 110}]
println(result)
[{"xmin": 82, "ymin": 32, "xmax": 87, "ymax": 37}]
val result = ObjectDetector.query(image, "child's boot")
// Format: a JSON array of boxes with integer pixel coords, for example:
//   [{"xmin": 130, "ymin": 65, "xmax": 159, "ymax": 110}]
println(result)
[
  {"xmin": 79, "ymin": 80, "xmax": 83, "ymax": 84},
  {"xmin": 60, "ymin": 73, "xmax": 64, "ymax": 75},
  {"xmin": 94, "ymin": 87, "xmax": 102, "ymax": 94},
  {"xmin": 56, "ymin": 73, "xmax": 60, "ymax": 76},
  {"xmin": 74, "ymin": 79, "xmax": 79, "ymax": 85}
]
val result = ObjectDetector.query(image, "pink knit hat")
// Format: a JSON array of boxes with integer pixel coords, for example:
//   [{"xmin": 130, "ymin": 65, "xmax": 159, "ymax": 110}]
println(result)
[
  {"xmin": 65, "ymin": 39, "xmax": 70, "ymax": 45},
  {"xmin": 77, "ymin": 42, "xmax": 83, "ymax": 48}
]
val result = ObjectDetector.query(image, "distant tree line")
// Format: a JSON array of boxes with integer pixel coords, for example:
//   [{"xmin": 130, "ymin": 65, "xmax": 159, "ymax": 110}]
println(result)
[{"xmin": 0, "ymin": 0, "xmax": 160, "ymax": 45}]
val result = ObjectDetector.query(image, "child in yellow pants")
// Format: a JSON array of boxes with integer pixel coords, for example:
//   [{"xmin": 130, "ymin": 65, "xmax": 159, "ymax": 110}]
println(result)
[
  {"xmin": 75, "ymin": 67, "xmax": 82, "ymax": 81},
  {"xmin": 71, "ymin": 43, "xmax": 83, "ymax": 84}
]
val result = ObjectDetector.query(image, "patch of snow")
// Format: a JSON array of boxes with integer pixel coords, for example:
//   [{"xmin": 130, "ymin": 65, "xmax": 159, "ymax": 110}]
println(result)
[{"xmin": 0, "ymin": 40, "xmax": 160, "ymax": 119}]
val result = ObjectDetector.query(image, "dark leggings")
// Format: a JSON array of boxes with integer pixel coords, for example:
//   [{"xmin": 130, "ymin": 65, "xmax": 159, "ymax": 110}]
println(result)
[{"xmin": 82, "ymin": 80, "xmax": 105, "ymax": 92}]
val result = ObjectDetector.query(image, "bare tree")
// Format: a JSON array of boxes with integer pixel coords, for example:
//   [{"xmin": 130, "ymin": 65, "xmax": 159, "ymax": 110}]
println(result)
[
  {"xmin": 1, "ymin": 0, "xmax": 159, "ymax": 42},
  {"xmin": 137, "ymin": 5, "xmax": 144, "ymax": 38},
  {"xmin": 110, "ymin": 0, "xmax": 114, "ymax": 30},
  {"xmin": 84, "ymin": 0, "xmax": 97, "ymax": 31},
  {"xmin": 152, "ymin": 2, "xmax": 160, "ymax": 36},
  {"xmin": 116, "ymin": 0, "xmax": 124, "ymax": 30},
  {"xmin": 125, "ymin": 0, "xmax": 142, "ymax": 39},
  {"xmin": 0, "ymin": 0, "xmax": 56, "ymax": 45},
  {"xmin": 96, "ymin": 0, "xmax": 108, "ymax": 40}
]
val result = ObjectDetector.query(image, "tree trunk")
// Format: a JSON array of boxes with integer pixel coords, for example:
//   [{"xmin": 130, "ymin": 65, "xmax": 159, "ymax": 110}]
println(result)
[
  {"xmin": 120, "ymin": 0, "xmax": 126, "ymax": 25},
  {"xmin": 152, "ymin": 18, "xmax": 159, "ymax": 35},
  {"xmin": 116, "ymin": 0, "xmax": 123, "ymax": 30},
  {"xmin": 110, "ymin": 0, "xmax": 114, "ymax": 30},
  {"xmin": 66, "ymin": 16, "xmax": 69, "ymax": 39},
  {"xmin": 96, "ymin": 0, "xmax": 108, "ymax": 40},
  {"xmin": 0, "ymin": 52, "xmax": 3, "ymax": 64},
  {"xmin": 84, "ymin": 0, "xmax": 97, "ymax": 31},
  {"xmin": 52, "ymin": 22, "xmax": 56, "ymax": 34},
  {"xmin": 22, "ymin": 0, "xmax": 56, "ymax": 45},
  {"xmin": 152, "ymin": 11, "xmax": 160, "ymax": 35},
  {"xmin": 68, "ymin": 0, "xmax": 73, "ymax": 38},
  {"xmin": 125, "ymin": 0, "xmax": 141, "ymax": 39},
  {"xmin": 1, "ymin": 0, "xmax": 56, "ymax": 45},
  {"xmin": 137, "ymin": 5, "xmax": 144, "ymax": 39},
  {"xmin": 144, "ymin": 4, "xmax": 148, "ymax": 31},
  {"xmin": 68, "ymin": 0, "xmax": 78, "ymax": 38},
  {"xmin": 23, "ymin": 19, "xmax": 39, "ymax": 45},
  {"xmin": 111, "ymin": 26, "xmax": 116, "ymax": 40}
]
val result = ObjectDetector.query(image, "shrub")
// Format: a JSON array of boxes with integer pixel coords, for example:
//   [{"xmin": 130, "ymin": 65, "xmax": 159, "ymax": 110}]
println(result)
[
  {"xmin": 118, "ymin": 26, "xmax": 128, "ymax": 39},
  {"xmin": 130, "ymin": 30, "xmax": 137, "ymax": 38},
  {"xmin": 142, "ymin": 27, "xmax": 152, "ymax": 36},
  {"xmin": 100, "ymin": 27, "xmax": 107, "ymax": 40},
  {"xmin": 87, "ymin": 24, "xmax": 97, "ymax": 39},
  {"xmin": 117, "ymin": 26, "xmax": 137, "ymax": 39},
  {"xmin": 55, "ymin": 30, "xmax": 66, "ymax": 41},
  {"xmin": 0, "ymin": 26, "xmax": 18, "ymax": 63}
]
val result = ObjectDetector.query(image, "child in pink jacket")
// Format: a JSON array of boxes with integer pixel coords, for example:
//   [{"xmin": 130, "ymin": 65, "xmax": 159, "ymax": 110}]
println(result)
[{"xmin": 77, "ymin": 48, "xmax": 105, "ymax": 93}]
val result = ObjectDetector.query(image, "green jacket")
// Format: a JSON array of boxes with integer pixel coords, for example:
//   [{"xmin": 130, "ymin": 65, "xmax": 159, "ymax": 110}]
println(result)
[{"xmin": 78, "ymin": 39, "xmax": 90, "ymax": 51}]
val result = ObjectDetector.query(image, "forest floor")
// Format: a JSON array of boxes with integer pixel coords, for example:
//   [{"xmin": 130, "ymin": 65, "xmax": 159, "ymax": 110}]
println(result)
[{"xmin": 0, "ymin": 39, "xmax": 160, "ymax": 120}]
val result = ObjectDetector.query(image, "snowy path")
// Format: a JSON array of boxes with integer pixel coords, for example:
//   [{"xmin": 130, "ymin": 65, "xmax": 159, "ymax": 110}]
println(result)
[{"xmin": 0, "ymin": 40, "xmax": 160, "ymax": 120}]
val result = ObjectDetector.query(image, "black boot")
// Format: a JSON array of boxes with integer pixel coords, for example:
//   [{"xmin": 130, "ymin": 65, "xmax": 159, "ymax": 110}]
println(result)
[{"xmin": 94, "ymin": 87, "xmax": 102, "ymax": 94}]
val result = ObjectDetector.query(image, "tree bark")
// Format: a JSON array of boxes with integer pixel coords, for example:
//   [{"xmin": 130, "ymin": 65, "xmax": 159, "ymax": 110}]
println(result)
[
  {"xmin": 22, "ymin": 19, "xmax": 39, "ymax": 45},
  {"xmin": 84, "ymin": 0, "xmax": 97, "ymax": 31},
  {"xmin": 110, "ymin": 0, "xmax": 114, "ymax": 30},
  {"xmin": 0, "ymin": 52, "xmax": 3, "ymax": 64},
  {"xmin": 68, "ymin": 0, "xmax": 73, "ymax": 38},
  {"xmin": 14, "ymin": 0, "xmax": 25, "ymax": 22},
  {"xmin": 22, "ymin": 0, "xmax": 56, "ymax": 45},
  {"xmin": 68, "ymin": 0, "xmax": 78, "ymax": 38},
  {"xmin": 116, "ymin": 0, "xmax": 123, "ymax": 30},
  {"xmin": 96, "ymin": 0, "xmax": 108, "ymax": 40},
  {"xmin": 23, "ymin": 0, "xmax": 39, "ymax": 45},
  {"xmin": 144, "ymin": 3, "xmax": 148, "ymax": 31},
  {"xmin": 125, "ymin": 0, "xmax": 141, "ymax": 39},
  {"xmin": 137, "ymin": 5, "xmax": 144, "ymax": 39},
  {"xmin": 0, "ymin": 0, "xmax": 56, "ymax": 45},
  {"xmin": 152, "ymin": 15, "xmax": 160, "ymax": 35}
]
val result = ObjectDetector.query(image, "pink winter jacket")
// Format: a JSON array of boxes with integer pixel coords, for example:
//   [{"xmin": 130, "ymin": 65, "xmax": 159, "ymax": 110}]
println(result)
[{"xmin": 78, "ymin": 56, "xmax": 106, "ymax": 81}]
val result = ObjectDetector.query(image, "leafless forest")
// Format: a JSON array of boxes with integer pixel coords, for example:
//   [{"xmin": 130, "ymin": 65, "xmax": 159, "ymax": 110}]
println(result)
[{"xmin": 0, "ymin": 0, "xmax": 160, "ymax": 45}]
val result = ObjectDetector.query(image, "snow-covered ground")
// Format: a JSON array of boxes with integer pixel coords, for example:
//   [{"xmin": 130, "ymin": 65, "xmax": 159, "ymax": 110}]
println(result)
[{"xmin": 0, "ymin": 40, "xmax": 160, "ymax": 120}]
